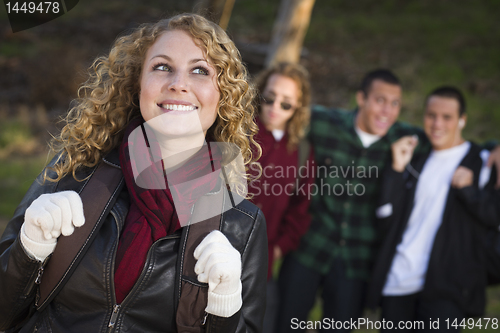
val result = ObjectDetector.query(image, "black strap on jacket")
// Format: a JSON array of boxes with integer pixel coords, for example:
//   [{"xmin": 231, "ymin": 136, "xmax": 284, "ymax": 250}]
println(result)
[{"xmin": 36, "ymin": 161, "xmax": 124, "ymax": 310}]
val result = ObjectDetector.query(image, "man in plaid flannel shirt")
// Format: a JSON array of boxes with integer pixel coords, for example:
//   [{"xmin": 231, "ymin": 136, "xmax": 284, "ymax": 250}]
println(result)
[{"xmin": 277, "ymin": 69, "xmax": 427, "ymax": 332}]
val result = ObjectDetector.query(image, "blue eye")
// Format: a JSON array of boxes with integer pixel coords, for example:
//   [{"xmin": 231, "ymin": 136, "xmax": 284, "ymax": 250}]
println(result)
[
  {"xmin": 153, "ymin": 63, "xmax": 171, "ymax": 72},
  {"xmin": 192, "ymin": 67, "xmax": 209, "ymax": 75}
]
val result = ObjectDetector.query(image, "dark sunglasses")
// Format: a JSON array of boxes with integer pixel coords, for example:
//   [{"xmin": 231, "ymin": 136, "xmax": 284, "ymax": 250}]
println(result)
[{"xmin": 261, "ymin": 96, "xmax": 295, "ymax": 111}]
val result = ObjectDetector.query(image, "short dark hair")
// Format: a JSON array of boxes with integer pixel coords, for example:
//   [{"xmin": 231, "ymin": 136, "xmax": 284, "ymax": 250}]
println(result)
[
  {"xmin": 360, "ymin": 69, "xmax": 401, "ymax": 97},
  {"xmin": 426, "ymin": 86, "xmax": 466, "ymax": 116}
]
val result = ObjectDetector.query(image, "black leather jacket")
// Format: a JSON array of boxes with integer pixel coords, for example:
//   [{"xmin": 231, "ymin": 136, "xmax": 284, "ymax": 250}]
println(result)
[
  {"xmin": 0, "ymin": 149, "xmax": 268, "ymax": 332},
  {"xmin": 366, "ymin": 143, "xmax": 488, "ymax": 316}
]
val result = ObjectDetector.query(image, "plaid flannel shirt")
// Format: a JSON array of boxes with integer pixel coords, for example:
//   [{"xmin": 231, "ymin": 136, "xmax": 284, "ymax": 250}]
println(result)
[{"xmin": 293, "ymin": 106, "xmax": 427, "ymax": 280}]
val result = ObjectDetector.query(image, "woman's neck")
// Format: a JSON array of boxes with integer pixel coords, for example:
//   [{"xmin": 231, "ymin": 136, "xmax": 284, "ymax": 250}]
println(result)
[{"xmin": 142, "ymin": 126, "xmax": 207, "ymax": 172}]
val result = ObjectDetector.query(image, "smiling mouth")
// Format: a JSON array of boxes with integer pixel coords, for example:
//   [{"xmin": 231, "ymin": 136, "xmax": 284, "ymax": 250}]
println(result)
[
  {"xmin": 158, "ymin": 104, "xmax": 197, "ymax": 111},
  {"xmin": 431, "ymin": 131, "xmax": 445, "ymax": 138},
  {"xmin": 375, "ymin": 117, "xmax": 390, "ymax": 127}
]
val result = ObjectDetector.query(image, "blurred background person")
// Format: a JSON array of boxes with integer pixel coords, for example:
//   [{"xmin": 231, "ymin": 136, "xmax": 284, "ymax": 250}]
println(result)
[
  {"xmin": 250, "ymin": 62, "xmax": 315, "ymax": 333},
  {"xmin": 276, "ymin": 69, "xmax": 423, "ymax": 333},
  {"xmin": 367, "ymin": 86, "xmax": 491, "ymax": 332}
]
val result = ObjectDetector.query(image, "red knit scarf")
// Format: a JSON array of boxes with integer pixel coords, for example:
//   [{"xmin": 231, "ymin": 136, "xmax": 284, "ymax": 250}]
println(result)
[{"xmin": 115, "ymin": 118, "xmax": 221, "ymax": 303}]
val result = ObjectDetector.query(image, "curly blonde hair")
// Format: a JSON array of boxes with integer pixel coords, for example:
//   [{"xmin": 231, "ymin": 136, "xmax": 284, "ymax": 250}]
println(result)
[
  {"xmin": 46, "ymin": 13, "xmax": 261, "ymax": 186},
  {"xmin": 254, "ymin": 62, "xmax": 311, "ymax": 152}
]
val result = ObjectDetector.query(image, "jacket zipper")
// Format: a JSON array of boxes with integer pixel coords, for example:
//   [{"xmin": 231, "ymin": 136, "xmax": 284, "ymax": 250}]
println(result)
[
  {"xmin": 107, "ymin": 304, "xmax": 120, "ymax": 328},
  {"xmin": 202, "ymin": 312, "xmax": 210, "ymax": 332},
  {"xmin": 204, "ymin": 312, "xmax": 213, "ymax": 333},
  {"xmin": 32, "ymin": 255, "xmax": 51, "ymax": 286},
  {"xmin": 29, "ymin": 255, "xmax": 51, "ymax": 306},
  {"xmin": 107, "ymin": 209, "xmax": 121, "ymax": 331},
  {"xmin": 107, "ymin": 209, "xmax": 181, "ymax": 331}
]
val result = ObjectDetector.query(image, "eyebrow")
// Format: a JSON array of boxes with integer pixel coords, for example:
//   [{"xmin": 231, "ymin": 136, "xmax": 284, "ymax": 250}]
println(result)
[
  {"xmin": 150, "ymin": 55, "xmax": 208, "ymax": 64},
  {"xmin": 264, "ymin": 90, "xmax": 294, "ymax": 101}
]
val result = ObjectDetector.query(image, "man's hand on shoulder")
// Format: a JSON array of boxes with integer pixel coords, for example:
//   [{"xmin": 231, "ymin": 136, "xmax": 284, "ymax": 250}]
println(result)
[
  {"xmin": 451, "ymin": 166, "xmax": 474, "ymax": 189},
  {"xmin": 391, "ymin": 135, "xmax": 418, "ymax": 172}
]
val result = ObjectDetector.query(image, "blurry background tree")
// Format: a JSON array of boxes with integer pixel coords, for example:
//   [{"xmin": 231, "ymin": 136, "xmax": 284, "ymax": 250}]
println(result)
[
  {"xmin": 194, "ymin": 0, "xmax": 235, "ymax": 30},
  {"xmin": 265, "ymin": 0, "xmax": 315, "ymax": 67},
  {"xmin": 1, "ymin": 1, "xmax": 500, "ymax": 330}
]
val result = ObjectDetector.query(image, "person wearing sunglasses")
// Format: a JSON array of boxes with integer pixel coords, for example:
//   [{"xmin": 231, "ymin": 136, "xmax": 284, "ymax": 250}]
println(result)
[
  {"xmin": 249, "ymin": 62, "xmax": 315, "ymax": 333},
  {"xmin": 261, "ymin": 96, "xmax": 294, "ymax": 110}
]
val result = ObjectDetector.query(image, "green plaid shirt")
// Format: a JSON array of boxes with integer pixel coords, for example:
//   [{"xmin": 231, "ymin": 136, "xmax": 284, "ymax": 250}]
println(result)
[{"xmin": 293, "ymin": 106, "xmax": 427, "ymax": 280}]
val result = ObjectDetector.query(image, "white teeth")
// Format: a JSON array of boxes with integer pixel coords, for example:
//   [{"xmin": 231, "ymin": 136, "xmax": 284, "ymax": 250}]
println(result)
[{"xmin": 160, "ymin": 104, "xmax": 196, "ymax": 111}]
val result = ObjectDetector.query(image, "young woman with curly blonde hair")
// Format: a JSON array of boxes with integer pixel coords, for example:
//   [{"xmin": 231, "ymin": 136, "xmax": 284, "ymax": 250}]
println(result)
[
  {"xmin": 0, "ymin": 13, "xmax": 267, "ymax": 333},
  {"xmin": 249, "ymin": 62, "xmax": 315, "ymax": 333}
]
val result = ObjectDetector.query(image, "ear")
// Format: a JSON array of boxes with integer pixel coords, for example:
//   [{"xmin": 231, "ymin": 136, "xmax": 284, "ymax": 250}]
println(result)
[
  {"xmin": 459, "ymin": 115, "xmax": 467, "ymax": 129},
  {"xmin": 356, "ymin": 91, "xmax": 366, "ymax": 109}
]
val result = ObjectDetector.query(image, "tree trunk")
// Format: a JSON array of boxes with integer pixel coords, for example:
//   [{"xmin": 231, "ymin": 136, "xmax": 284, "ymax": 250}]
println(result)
[{"xmin": 265, "ymin": 0, "xmax": 316, "ymax": 68}]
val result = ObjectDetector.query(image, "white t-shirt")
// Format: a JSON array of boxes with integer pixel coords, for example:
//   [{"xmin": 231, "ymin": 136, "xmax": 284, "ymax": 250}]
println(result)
[
  {"xmin": 383, "ymin": 141, "xmax": 471, "ymax": 296},
  {"xmin": 355, "ymin": 126, "xmax": 381, "ymax": 148},
  {"xmin": 272, "ymin": 129, "xmax": 285, "ymax": 142}
]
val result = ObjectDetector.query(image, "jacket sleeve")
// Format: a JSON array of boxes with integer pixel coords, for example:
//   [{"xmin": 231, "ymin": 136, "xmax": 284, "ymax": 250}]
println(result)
[
  {"xmin": 456, "ymin": 167, "xmax": 500, "ymax": 228},
  {"xmin": 275, "ymin": 148, "xmax": 315, "ymax": 256},
  {"xmin": 375, "ymin": 165, "xmax": 409, "ymax": 233},
  {"xmin": 206, "ymin": 209, "xmax": 267, "ymax": 333},
  {"xmin": 0, "ymin": 160, "xmax": 59, "ymax": 330},
  {"xmin": 236, "ymin": 209, "xmax": 268, "ymax": 333}
]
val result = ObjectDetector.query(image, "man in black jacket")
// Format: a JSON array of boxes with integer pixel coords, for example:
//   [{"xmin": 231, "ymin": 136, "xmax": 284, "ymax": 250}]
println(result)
[
  {"xmin": 452, "ymin": 160, "xmax": 500, "ymax": 285},
  {"xmin": 366, "ymin": 86, "xmax": 491, "ymax": 332}
]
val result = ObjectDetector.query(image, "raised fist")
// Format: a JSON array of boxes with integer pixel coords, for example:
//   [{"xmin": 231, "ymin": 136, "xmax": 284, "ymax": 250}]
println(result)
[
  {"xmin": 21, "ymin": 191, "xmax": 85, "ymax": 261},
  {"xmin": 391, "ymin": 135, "xmax": 418, "ymax": 172},
  {"xmin": 451, "ymin": 166, "xmax": 474, "ymax": 189}
]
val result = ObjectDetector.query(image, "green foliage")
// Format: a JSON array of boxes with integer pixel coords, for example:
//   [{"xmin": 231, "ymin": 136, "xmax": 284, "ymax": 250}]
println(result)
[
  {"xmin": 0, "ymin": 155, "xmax": 48, "ymax": 219},
  {"xmin": 0, "ymin": 120, "xmax": 32, "ymax": 149},
  {"xmin": 0, "ymin": 40, "xmax": 38, "ymax": 58}
]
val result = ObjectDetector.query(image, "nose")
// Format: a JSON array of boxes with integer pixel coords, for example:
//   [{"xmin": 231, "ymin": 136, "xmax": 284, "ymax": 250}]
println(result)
[
  {"xmin": 167, "ymin": 72, "xmax": 188, "ymax": 93},
  {"xmin": 432, "ymin": 117, "xmax": 443, "ymax": 129},
  {"xmin": 270, "ymin": 98, "xmax": 281, "ymax": 111},
  {"xmin": 381, "ymin": 102, "xmax": 394, "ymax": 115}
]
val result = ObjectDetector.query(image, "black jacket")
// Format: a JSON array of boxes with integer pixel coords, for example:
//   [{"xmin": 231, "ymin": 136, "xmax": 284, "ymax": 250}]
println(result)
[
  {"xmin": 366, "ymin": 143, "xmax": 488, "ymax": 317},
  {"xmin": 0, "ymin": 149, "xmax": 268, "ymax": 332},
  {"xmin": 457, "ymin": 165, "xmax": 500, "ymax": 285}
]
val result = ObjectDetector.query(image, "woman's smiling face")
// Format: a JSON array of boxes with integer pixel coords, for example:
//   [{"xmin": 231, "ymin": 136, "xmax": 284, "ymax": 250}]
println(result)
[{"xmin": 139, "ymin": 29, "xmax": 220, "ymax": 138}]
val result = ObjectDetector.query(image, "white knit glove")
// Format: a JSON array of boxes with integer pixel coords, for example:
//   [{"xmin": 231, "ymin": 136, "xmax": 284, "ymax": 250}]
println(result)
[
  {"xmin": 20, "ymin": 191, "xmax": 85, "ymax": 261},
  {"xmin": 194, "ymin": 230, "xmax": 242, "ymax": 318}
]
